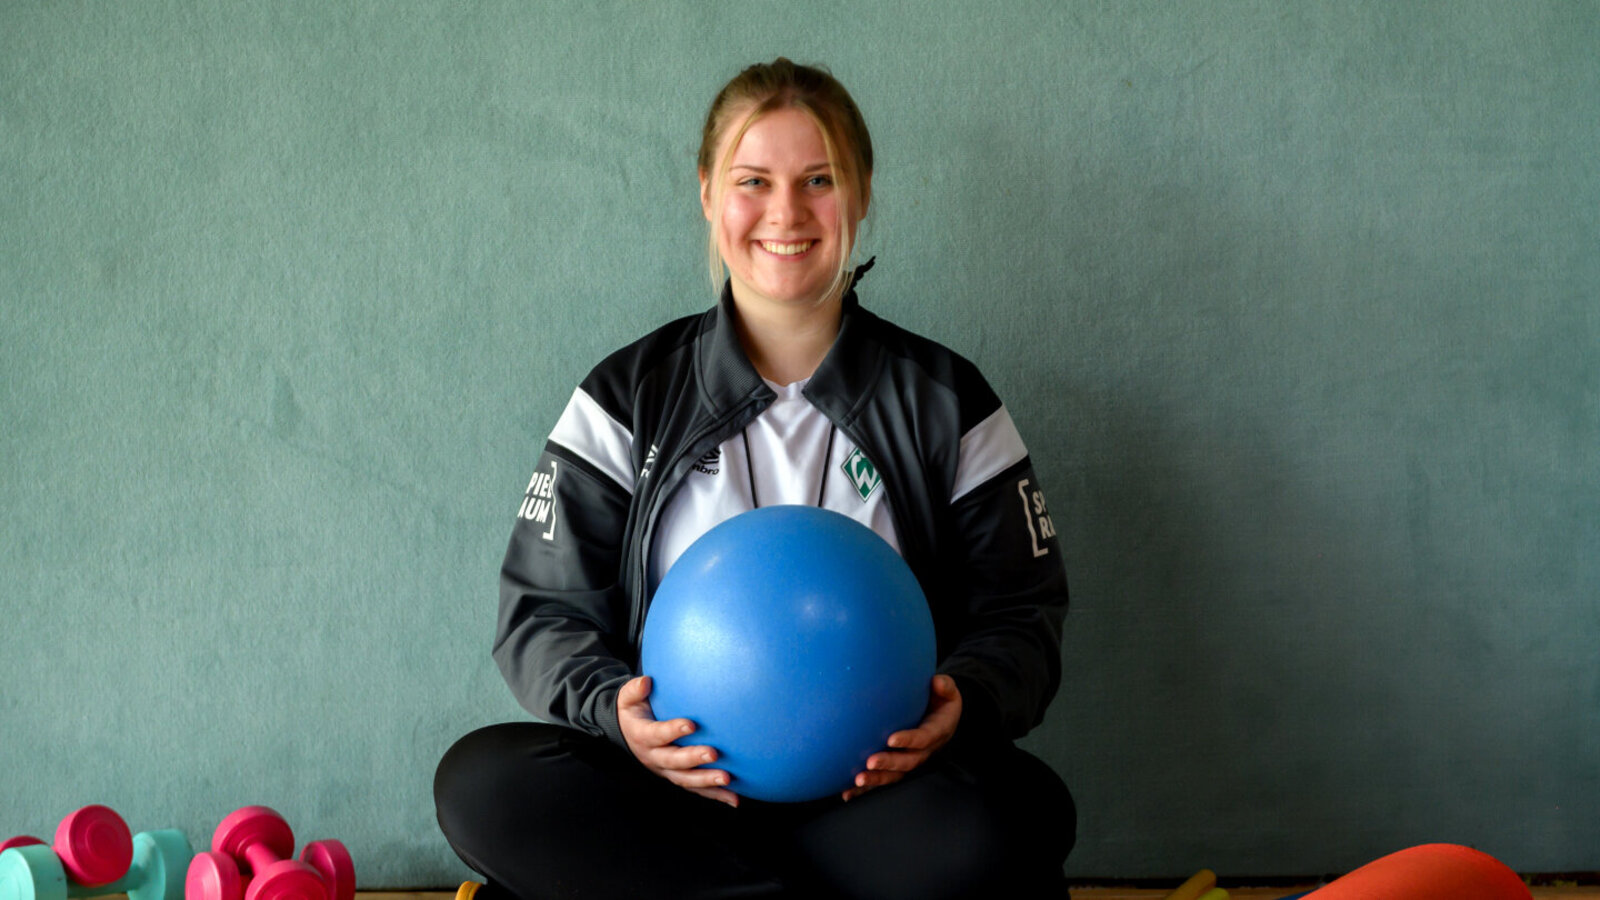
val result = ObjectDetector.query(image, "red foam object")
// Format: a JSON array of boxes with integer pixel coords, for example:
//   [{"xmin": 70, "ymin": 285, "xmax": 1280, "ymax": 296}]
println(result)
[
  {"xmin": 1305, "ymin": 844, "xmax": 1531, "ymax": 900},
  {"xmin": 299, "ymin": 841, "xmax": 355, "ymax": 900},
  {"xmin": 188, "ymin": 850, "xmax": 247, "ymax": 900},
  {"xmin": 54, "ymin": 806, "xmax": 133, "ymax": 887},
  {"xmin": 211, "ymin": 806, "xmax": 330, "ymax": 900}
]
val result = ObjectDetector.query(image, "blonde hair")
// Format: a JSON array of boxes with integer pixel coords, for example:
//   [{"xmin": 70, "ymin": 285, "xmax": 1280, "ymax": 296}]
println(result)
[{"xmin": 698, "ymin": 58, "xmax": 873, "ymax": 305}]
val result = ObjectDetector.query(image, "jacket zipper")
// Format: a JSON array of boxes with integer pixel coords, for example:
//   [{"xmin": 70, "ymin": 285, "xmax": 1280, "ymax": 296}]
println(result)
[{"xmin": 627, "ymin": 396, "xmax": 771, "ymax": 648}]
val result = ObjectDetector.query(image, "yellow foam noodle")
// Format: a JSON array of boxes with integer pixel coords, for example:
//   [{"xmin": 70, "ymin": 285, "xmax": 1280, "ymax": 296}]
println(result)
[
  {"xmin": 1164, "ymin": 869, "xmax": 1218, "ymax": 900},
  {"xmin": 1196, "ymin": 889, "xmax": 1230, "ymax": 900}
]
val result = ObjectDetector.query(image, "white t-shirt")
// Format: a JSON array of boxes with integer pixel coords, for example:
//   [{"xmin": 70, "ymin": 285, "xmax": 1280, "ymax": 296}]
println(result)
[{"xmin": 648, "ymin": 377, "xmax": 900, "ymax": 589}]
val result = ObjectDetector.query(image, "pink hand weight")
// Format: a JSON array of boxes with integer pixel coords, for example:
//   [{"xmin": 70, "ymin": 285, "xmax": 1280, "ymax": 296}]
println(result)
[
  {"xmin": 185, "ymin": 852, "xmax": 246, "ymax": 900},
  {"xmin": 297, "ymin": 842, "xmax": 354, "ymax": 900},
  {"xmin": 54, "ymin": 806, "xmax": 134, "ymax": 888},
  {"xmin": 1, "ymin": 806, "xmax": 134, "ymax": 887},
  {"xmin": 185, "ymin": 807, "xmax": 353, "ymax": 900}
]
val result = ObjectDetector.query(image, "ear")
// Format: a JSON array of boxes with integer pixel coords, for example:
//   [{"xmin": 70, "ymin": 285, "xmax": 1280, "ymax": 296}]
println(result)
[{"xmin": 699, "ymin": 169, "xmax": 714, "ymax": 222}]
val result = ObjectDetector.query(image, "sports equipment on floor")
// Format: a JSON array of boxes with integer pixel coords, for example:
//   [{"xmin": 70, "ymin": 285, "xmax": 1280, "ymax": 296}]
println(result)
[
  {"xmin": 185, "ymin": 807, "xmax": 353, "ymax": 900},
  {"xmin": 0, "ymin": 808, "xmax": 189, "ymax": 900}
]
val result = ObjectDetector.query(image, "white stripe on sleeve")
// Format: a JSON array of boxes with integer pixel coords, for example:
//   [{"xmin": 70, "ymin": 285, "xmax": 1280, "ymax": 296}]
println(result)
[
  {"xmin": 548, "ymin": 387, "xmax": 636, "ymax": 494},
  {"xmin": 950, "ymin": 405, "xmax": 1028, "ymax": 502}
]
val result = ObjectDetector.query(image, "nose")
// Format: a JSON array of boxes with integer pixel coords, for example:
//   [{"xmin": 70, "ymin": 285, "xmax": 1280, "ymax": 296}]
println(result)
[{"xmin": 767, "ymin": 183, "xmax": 809, "ymax": 228}]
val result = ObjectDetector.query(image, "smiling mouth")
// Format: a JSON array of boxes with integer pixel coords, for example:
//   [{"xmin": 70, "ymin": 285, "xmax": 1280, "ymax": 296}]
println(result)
[{"xmin": 758, "ymin": 240, "xmax": 815, "ymax": 256}]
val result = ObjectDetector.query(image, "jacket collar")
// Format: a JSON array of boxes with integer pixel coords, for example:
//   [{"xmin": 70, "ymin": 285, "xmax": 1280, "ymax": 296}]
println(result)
[
  {"xmin": 696, "ymin": 259, "xmax": 883, "ymax": 420},
  {"xmin": 696, "ymin": 281, "xmax": 771, "ymax": 414},
  {"xmin": 806, "ymin": 260, "xmax": 886, "ymax": 426}
]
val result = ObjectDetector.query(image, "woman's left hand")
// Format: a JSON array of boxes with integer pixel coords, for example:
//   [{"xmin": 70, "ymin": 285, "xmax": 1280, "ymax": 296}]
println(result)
[{"xmin": 841, "ymin": 674, "xmax": 962, "ymax": 801}]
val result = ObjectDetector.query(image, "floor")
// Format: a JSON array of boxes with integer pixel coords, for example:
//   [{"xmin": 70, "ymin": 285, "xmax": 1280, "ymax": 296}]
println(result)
[
  {"xmin": 1070, "ymin": 888, "xmax": 1596, "ymax": 899},
  {"xmin": 362, "ymin": 887, "xmax": 1598, "ymax": 899}
]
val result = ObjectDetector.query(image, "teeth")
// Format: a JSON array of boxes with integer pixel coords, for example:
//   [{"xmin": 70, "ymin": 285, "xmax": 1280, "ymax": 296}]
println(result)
[{"xmin": 760, "ymin": 240, "xmax": 813, "ymax": 256}]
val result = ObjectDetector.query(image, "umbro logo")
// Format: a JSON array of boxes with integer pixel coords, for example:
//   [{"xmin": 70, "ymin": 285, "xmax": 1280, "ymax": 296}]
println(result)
[{"xmin": 692, "ymin": 447, "xmax": 722, "ymax": 476}]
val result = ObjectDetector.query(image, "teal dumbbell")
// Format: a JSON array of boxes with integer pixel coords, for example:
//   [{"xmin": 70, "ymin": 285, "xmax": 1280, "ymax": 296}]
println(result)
[
  {"xmin": 0, "ymin": 821, "xmax": 190, "ymax": 900},
  {"xmin": 2, "ymin": 806, "xmax": 132, "ymax": 888}
]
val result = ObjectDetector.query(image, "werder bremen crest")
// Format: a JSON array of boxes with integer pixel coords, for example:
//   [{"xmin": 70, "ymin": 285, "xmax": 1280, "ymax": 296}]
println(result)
[{"xmin": 841, "ymin": 447, "xmax": 882, "ymax": 502}]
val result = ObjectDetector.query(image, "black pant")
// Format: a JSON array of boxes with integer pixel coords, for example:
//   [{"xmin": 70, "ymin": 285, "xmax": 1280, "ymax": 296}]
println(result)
[{"xmin": 434, "ymin": 723, "xmax": 1075, "ymax": 900}]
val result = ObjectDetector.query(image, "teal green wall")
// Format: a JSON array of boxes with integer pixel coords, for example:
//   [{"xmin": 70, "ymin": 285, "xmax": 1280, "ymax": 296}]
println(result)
[{"xmin": 3, "ymin": 1, "xmax": 1595, "ymax": 884}]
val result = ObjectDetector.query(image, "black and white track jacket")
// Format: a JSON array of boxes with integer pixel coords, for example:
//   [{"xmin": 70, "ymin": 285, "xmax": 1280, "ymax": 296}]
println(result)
[{"xmin": 494, "ymin": 272, "xmax": 1069, "ymax": 749}]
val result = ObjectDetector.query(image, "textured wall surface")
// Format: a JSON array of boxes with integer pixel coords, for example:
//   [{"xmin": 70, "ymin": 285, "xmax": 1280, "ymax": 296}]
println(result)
[{"xmin": 2, "ymin": 0, "xmax": 1596, "ymax": 884}]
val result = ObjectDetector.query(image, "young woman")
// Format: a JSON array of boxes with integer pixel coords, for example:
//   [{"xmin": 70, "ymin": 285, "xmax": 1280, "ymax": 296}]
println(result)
[{"xmin": 435, "ymin": 58, "xmax": 1075, "ymax": 900}]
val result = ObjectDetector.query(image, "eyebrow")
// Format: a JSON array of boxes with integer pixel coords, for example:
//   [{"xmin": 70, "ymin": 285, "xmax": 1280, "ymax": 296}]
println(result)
[{"xmin": 729, "ymin": 162, "xmax": 833, "ymax": 174}]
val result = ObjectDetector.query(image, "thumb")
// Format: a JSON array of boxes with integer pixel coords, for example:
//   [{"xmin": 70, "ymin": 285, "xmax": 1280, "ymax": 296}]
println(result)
[{"xmin": 619, "ymin": 675, "xmax": 651, "ymax": 707}]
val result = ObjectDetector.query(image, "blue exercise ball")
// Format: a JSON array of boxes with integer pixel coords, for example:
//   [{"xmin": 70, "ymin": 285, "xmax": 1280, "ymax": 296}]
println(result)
[{"xmin": 640, "ymin": 505, "xmax": 936, "ymax": 803}]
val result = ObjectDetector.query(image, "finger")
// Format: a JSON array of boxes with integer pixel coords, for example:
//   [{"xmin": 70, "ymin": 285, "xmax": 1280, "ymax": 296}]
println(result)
[
  {"xmin": 647, "ymin": 743, "xmax": 720, "ymax": 772},
  {"xmin": 842, "ymin": 769, "xmax": 905, "ymax": 800},
  {"xmin": 686, "ymin": 785, "xmax": 741, "ymax": 808},
  {"xmin": 857, "ymin": 769, "xmax": 906, "ymax": 789},
  {"xmin": 865, "ymin": 748, "xmax": 929, "ymax": 773},
  {"xmin": 616, "ymin": 678, "xmax": 663, "ymax": 729},
  {"xmin": 885, "ymin": 691, "xmax": 961, "ymax": 752},
  {"xmin": 661, "ymin": 765, "xmax": 733, "ymax": 791},
  {"xmin": 925, "ymin": 680, "xmax": 962, "ymax": 719},
  {"xmin": 931, "ymin": 685, "xmax": 963, "ymax": 716},
  {"xmin": 925, "ymin": 677, "xmax": 962, "ymax": 721},
  {"xmin": 618, "ymin": 675, "xmax": 652, "ymax": 705},
  {"xmin": 885, "ymin": 726, "xmax": 936, "ymax": 751},
  {"xmin": 631, "ymin": 715, "xmax": 697, "ymax": 748}
]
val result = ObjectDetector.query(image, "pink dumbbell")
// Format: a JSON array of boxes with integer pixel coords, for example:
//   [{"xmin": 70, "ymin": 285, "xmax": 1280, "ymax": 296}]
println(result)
[
  {"xmin": 1, "ymin": 806, "xmax": 134, "ymax": 887},
  {"xmin": 185, "ymin": 807, "xmax": 352, "ymax": 900}
]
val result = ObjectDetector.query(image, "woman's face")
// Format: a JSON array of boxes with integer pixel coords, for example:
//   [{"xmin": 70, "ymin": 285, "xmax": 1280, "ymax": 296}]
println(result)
[{"xmin": 701, "ymin": 107, "xmax": 861, "ymax": 312}]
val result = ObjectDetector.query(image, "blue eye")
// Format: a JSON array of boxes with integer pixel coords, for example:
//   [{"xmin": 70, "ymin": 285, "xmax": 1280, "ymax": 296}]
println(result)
[{"xmin": 808, "ymin": 175, "xmax": 833, "ymax": 188}]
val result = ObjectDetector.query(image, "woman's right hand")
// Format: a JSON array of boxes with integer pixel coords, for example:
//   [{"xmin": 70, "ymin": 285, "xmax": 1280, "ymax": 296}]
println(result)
[{"xmin": 617, "ymin": 675, "xmax": 739, "ymax": 807}]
